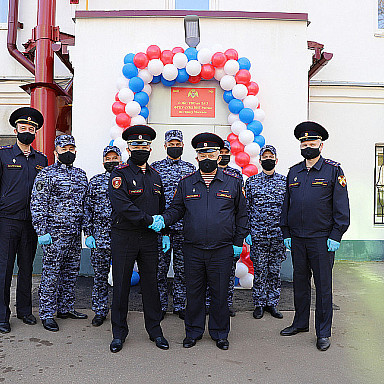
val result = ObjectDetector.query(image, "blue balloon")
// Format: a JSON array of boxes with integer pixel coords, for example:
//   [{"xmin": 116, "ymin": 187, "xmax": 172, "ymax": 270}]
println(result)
[
  {"xmin": 223, "ymin": 90, "xmax": 234, "ymax": 104},
  {"xmin": 109, "ymin": 139, "xmax": 114, "ymax": 146},
  {"xmin": 122, "ymin": 63, "xmax": 138, "ymax": 79},
  {"xmin": 151, "ymin": 75, "xmax": 161, "ymax": 84},
  {"xmin": 176, "ymin": 68, "xmax": 189, "ymax": 83},
  {"xmin": 129, "ymin": 76, "xmax": 144, "ymax": 93},
  {"xmin": 134, "ymin": 91, "xmax": 149, "ymax": 107},
  {"xmin": 123, "ymin": 53, "xmax": 135, "ymax": 64},
  {"xmin": 238, "ymin": 57, "xmax": 251, "ymax": 70},
  {"xmin": 131, "ymin": 271, "xmax": 140, "ymax": 286},
  {"xmin": 239, "ymin": 108, "xmax": 255, "ymax": 124},
  {"xmin": 139, "ymin": 106, "xmax": 149, "ymax": 119},
  {"xmin": 234, "ymin": 277, "xmax": 240, "ymax": 287},
  {"xmin": 228, "ymin": 99, "xmax": 244, "ymax": 114},
  {"xmin": 247, "ymin": 120, "xmax": 263, "ymax": 136},
  {"xmin": 254, "ymin": 134, "xmax": 266, "ymax": 148},
  {"xmin": 161, "ymin": 76, "xmax": 176, "ymax": 87},
  {"xmin": 185, "ymin": 47, "xmax": 198, "ymax": 61}
]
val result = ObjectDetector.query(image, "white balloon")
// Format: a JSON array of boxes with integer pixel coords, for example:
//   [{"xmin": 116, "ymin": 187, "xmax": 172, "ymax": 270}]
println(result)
[
  {"xmin": 244, "ymin": 142, "xmax": 260, "ymax": 157},
  {"xmin": 110, "ymin": 125, "xmax": 124, "ymax": 140},
  {"xmin": 243, "ymin": 95, "xmax": 259, "ymax": 110},
  {"xmin": 239, "ymin": 273, "xmax": 254, "ymax": 289},
  {"xmin": 130, "ymin": 115, "xmax": 146, "ymax": 125},
  {"xmin": 231, "ymin": 120, "xmax": 247, "ymax": 135},
  {"xmin": 186, "ymin": 60, "xmax": 201, "ymax": 76},
  {"xmin": 224, "ymin": 59, "xmax": 240, "ymax": 76},
  {"xmin": 118, "ymin": 88, "xmax": 134, "ymax": 103},
  {"xmin": 253, "ymin": 108, "xmax": 266, "ymax": 122},
  {"xmin": 116, "ymin": 76, "xmax": 129, "ymax": 90},
  {"xmin": 138, "ymin": 69, "xmax": 153, "ymax": 84},
  {"xmin": 173, "ymin": 52, "xmax": 188, "ymax": 69},
  {"xmin": 228, "ymin": 113, "xmax": 239, "ymax": 125},
  {"xmin": 239, "ymin": 129, "xmax": 255, "ymax": 145},
  {"xmin": 232, "ymin": 84, "xmax": 248, "ymax": 100},
  {"xmin": 147, "ymin": 59, "xmax": 164, "ymax": 76},
  {"xmin": 122, "ymin": 151, "xmax": 129, "ymax": 163},
  {"xmin": 162, "ymin": 63, "xmax": 178, "ymax": 81},
  {"xmin": 142, "ymin": 83, "xmax": 152, "ymax": 96},
  {"xmin": 235, "ymin": 262, "xmax": 248, "ymax": 278},
  {"xmin": 125, "ymin": 101, "xmax": 141, "ymax": 117},
  {"xmin": 214, "ymin": 68, "xmax": 226, "ymax": 81},
  {"xmin": 197, "ymin": 48, "xmax": 212, "ymax": 64},
  {"xmin": 220, "ymin": 75, "xmax": 236, "ymax": 91},
  {"xmin": 114, "ymin": 136, "xmax": 127, "ymax": 151}
]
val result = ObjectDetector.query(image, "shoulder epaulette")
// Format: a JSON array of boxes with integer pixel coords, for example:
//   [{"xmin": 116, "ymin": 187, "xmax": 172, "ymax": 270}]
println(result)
[
  {"xmin": 223, "ymin": 169, "xmax": 240, "ymax": 178},
  {"xmin": 116, "ymin": 163, "xmax": 129, "ymax": 170},
  {"xmin": 0, "ymin": 145, "xmax": 12, "ymax": 150},
  {"xmin": 149, "ymin": 165, "xmax": 160, "ymax": 173},
  {"xmin": 180, "ymin": 171, "xmax": 196, "ymax": 181},
  {"xmin": 324, "ymin": 159, "xmax": 340, "ymax": 167},
  {"xmin": 35, "ymin": 149, "xmax": 47, "ymax": 158}
]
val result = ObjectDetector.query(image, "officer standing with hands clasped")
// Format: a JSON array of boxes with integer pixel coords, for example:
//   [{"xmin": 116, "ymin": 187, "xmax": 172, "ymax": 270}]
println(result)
[
  {"xmin": 151, "ymin": 133, "xmax": 248, "ymax": 351},
  {"xmin": 108, "ymin": 125, "xmax": 169, "ymax": 353},
  {"xmin": 0, "ymin": 107, "xmax": 47, "ymax": 333},
  {"xmin": 279, "ymin": 122, "xmax": 350, "ymax": 351}
]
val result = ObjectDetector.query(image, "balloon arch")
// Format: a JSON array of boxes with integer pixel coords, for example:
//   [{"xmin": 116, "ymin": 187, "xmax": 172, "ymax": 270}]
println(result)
[{"xmin": 110, "ymin": 44, "xmax": 264, "ymax": 288}]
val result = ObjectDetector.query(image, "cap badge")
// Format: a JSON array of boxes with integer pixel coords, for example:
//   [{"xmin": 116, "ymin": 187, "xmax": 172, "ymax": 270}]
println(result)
[
  {"xmin": 139, "ymin": 135, "xmax": 142, "ymax": 139},
  {"xmin": 204, "ymin": 143, "xmax": 207, "ymax": 147},
  {"xmin": 27, "ymin": 117, "xmax": 31, "ymax": 121},
  {"xmin": 304, "ymin": 132, "xmax": 308, "ymax": 137}
]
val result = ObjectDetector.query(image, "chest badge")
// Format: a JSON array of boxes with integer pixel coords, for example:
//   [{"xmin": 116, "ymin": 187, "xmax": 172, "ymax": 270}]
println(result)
[
  {"xmin": 112, "ymin": 177, "xmax": 122, "ymax": 189},
  {"xmin": 133, "ymin": 180, "xmax": 136, "ymax": 186},
  {"xmin": 12, "ymin": 159, "xmax": 16, "ymax": 163},
  {"xmin": 192, "ymin": 188, "xmax": 195, "ymax": 193},
  {"xmin": 294, "ymin": 177, "xmax": 297, "ymax": 181}
]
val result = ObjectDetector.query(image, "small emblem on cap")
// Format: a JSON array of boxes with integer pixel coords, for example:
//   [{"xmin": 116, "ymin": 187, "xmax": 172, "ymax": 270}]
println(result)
[
  {"xmin": 27, "ymin": 117, "xmax": 31, "ymax": 121},
  {"xmin": 305, "ymin": 132, "xmax": 308, "ymax": 137},
  {"xmin": 139, "ymin": 135, "xmax": 142, "ymax": 139},
  {"xmin": 204, "ymin": 143, "xmax": 207, "ymax": 147}
]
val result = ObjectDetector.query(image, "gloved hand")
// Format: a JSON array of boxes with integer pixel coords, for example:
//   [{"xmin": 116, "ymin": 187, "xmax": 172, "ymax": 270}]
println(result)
[
  {"xmin": 245, "ymin": 234, "xmax": 252, "ymax": 245},
  {"xmin": 38, "ymin": 233, "xmax": 52, "ymax": 245},
  {"xmin": 85, "ymin": 236, "xmax": 96, "ymax": 249},
  {"xmin": 284, "ymin": 238, "xmax": 291, "ymax": 250},
  {"xmin": 162, "ymin": 236, "xmax": 171, "ymax": 253},
  {"xmin": 148, "ymin": 215, "xmax": 165, "ymax": 232},
  {"xmin": 233, "ymin": 245, "xmax": 243, "ymax": 258},
  {"xmin": 327, "ymin": 238, "xmax": 340, "ymax": 252}
]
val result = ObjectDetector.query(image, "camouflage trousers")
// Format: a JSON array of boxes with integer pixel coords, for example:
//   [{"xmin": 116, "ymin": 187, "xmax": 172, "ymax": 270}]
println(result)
[
  {"xmin": 157, "ymin": 231, "xmax": 186, "ymax": 312},
  {"xmin": 39, "ymin": 232, "xmax": 81, "ymax": 320},
  {"xmin": 90, "ymin": 247, "xmax": 111, "ymax": 317},
  {"xmin": 250, "ymin": 236, "xmax": 286, "ymax": 307}
]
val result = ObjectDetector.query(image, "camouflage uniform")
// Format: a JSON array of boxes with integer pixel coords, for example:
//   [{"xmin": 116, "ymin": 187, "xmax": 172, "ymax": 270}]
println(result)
[
  {"xmin": 151, "ymin": 130, "xmax": 196, "ymax": 312},
  {"xmin": 30, "ymin": 135, "xmax": 88, "ymax": 320}
]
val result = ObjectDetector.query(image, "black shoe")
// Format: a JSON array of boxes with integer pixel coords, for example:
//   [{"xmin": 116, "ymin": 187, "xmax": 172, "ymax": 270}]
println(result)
[
  {"xmin": 160, "ymin": 310, "xmax": 166, "ymax": 321},
  {"xmin": 42, "ymin": 318, "xmax": 59, "ymax": 332},
  {"xmin": 183, "ymin": 335, "xmax": 202, "ymax": 348},
  {"xmin": 0, "ymin": 322, "xmax": 11, "ymax": 334},
  {"xmin": 57, "ymin": 310, "xmax": 88, "ymax": 319},
  {"xmin": 280, "ymin": 325, "xmax": 309, "ymax": 336},
  {"xmin": 173, "ymin": 309, "xmax": 185, "ymax": 320},
  {"xmin": 253, "ymin": 306, "xmax": 264, "ymax": 319},
  {"xmin": 17, "ymin": 314, "xmax": 37, "ymax": 325},
  {"xmin": 264, "ymin": 306, "xmax": 283, "ymax": 319},
  {"xmin": 216, "ymin": 339, "xmax": 229, "ymax": 350},
  {"xmin": 229, "ymin": 307, "xmax": 236, "ymax": 317},
  {"xmin": 316, "ymin": 337, "xmax": 331, "ymax": 351},
  {"xmin": 91, "ymin": 314, "xmax": 106, "ymax": 327},
  {"xmin": 150, "ymin": 336, "xmax": 169, "ymax": 350},
  {"xmin": 110, "ymin": 338, "xmax": 125, "ymax": 353}
]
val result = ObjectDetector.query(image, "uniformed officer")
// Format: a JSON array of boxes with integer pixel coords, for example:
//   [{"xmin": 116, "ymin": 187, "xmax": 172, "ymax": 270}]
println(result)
[
  {"xmin": 245, "ymin": 145, "xmax": 286, "ymax": 320},
  {"xmin": 151, "ymin": 130, "xmax": 196, "ymax": 320},
  {"xmin": 218, "ymin": 140, "xmax": 243, "ymax": 180},
  {"xmin": 279, "ymin": 122, "xmax": 350, "ymax": 351},
  {"xmin": 156, "ymin": 133, "xmax": 248, "ymax": 350},
  {"xmin": 83, "ymin": 145, "xmax": 122, "ymax": 327},
  {"xmin": 108, "ymin": 125, "xmax": 169, "ymax": 353},
  {"xmin": 0, "ymin": 107, "xmax": 47, "ymax": 333},
  {"xmin": 30, "ymin": 135, "xmax": 88, "ymax": 332}
]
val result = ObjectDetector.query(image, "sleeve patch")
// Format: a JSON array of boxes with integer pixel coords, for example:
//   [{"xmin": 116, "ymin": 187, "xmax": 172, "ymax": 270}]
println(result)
[
  {"xmin": 112, "ymin": 177, "xmax": 122, "ymax": 189},
  {"xmin": 35, "ymin": 181, "xmax": 44, "ymax": 191},
  {"xmin": 338, "ymin": 175, "xmax": 347, "ymax": 187}
]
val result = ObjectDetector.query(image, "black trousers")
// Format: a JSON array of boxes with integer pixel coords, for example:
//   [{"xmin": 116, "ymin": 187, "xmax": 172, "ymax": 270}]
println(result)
[
  {"xmin": 111, "ymin": 228, "xmax": 163, "ymax": 340},
  {"xmin": 291, "ymin": 236, "xmax": 335, "ymax": 338},
  {"xmin": 0, "ymin": 217, "xmax": 37, "ymax": 323},
  {"xmin": 183, "ymin": 243, "xmax": 233, "ymax": 340}
]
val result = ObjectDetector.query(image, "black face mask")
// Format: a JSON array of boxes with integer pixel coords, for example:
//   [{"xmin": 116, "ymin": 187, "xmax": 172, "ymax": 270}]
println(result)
[
  {"xmin": 301, "ymin": 146, "xmax": 321, "ymax": 160},
  {"xmin": 58, "ymin": 151, "xmax": 76, "ymax": 165},
  {"xmin": 17, "ymin": 132, "xmax": 35, "ymax": 145},
  {"xmin": 261, "ymin": 159, "xmax": 276, "ymax": 171},
  {"xmin": 199, "ymin": 158, "xmax": 218, "ymax": 173},
  {"xmin": 219, "ymin": 154, "xmax": 231, "ymax": 166},
  {"xmin": 130, "ymin": 150, "xmax": 150, "ymax": 166},
  {"xmin": 104, "ymin": 161, "xmax": 120, "ymax": 172},
  {"xmin": 167, "ymin": 147, "xmax": 183, "ymax": 159}
]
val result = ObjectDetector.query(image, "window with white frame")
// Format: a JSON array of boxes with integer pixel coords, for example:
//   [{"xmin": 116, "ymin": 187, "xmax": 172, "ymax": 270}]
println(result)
[
  {"xmin": 0, "ymin": 0, "xmax": 8, "ymax": 23},
  {"xmin": 375, "ymin": 144, "xmax": 384, "ymax": 224},
  {"xmin": 379, "ymin": 0, "xmax": 384, "ymax": 29},
  {"xmin": 175, "ymin": 0, "xmax": 209, "ymax": 10}
]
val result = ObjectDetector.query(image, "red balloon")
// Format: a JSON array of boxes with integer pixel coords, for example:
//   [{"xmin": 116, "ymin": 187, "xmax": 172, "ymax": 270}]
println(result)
[
  {"xmin": 188, "ymin": 74, "xmax": 201, "ymax": 84},
  {"xmin": 248, "ymin": 264, "xmax": 254, "ymax": 275},
  {"xmin": 241, "ymin": 252, "xmax": 253, "ymax": 269},
  {"xmin": 227, "ymin": 133, "xmax": 238, "ymax": 143},
  {"xmin": 224, "ymin": 48, "xmax": 239, "ymax": 61},
  {"xmin": 257, "ymin": 102, "xmax": 260, "ymax": 109},
  {"xmin": 112, "ymin": 101, "xmax": 126, "ymax": 115},
  {"xmin": 161, "ymin": 50, "xmax": 174, "ymax": 65},
  {"xmin": 235, "ymin": 151, "xmax": 250, "ymax": 168},
  {"xmin": 146, "ymin": 45, "xmax": 161, "ymax": 60},
  {"xmin": 211, "ymin": 52, "xmax": 227, "ymax": 68},
  {"xmin": 116, "ymin": 113, "xmax": 131, "ymax": 128},
  {"xmin": 242, "ymin": 164, "xmax": 258, "ymax": 177},
  {"xmin": 241, "ymin": 244, "xmax": 247, "ymax": 256},
  {"xmin": 133, "ymin": 52, "xmax": 149, "ymax": 69},
  {"xmin": 200, "ymin": 64, "xmax": 215, "ymax": 80},
  {"xmin": 115, "ymin": 92, "xmax": 119, "ymax": 101},
  {"xmin": 172, "ymin": 47, "xmax": 184, "ymax": 54},
  {"xmin": 247, "ymin": 81, "xmax": 259, "ymax": 96},
  {"xmin": 235, "ymin": 69, "xmax": 251, "ymax": 85},
  {"xmin": 230, "ymin": 140, "xmax": 244, "ymax": 155}
]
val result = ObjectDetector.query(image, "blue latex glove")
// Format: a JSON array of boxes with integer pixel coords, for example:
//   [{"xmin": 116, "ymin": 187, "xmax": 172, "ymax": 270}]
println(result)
[
  {"xmin": 245, "ymin": 234, "xmax": 252, "ymax": 245},
  {"xmin": 38, "ymin": 233, "xmax": 52, "ymax": 245},
  {"xmin": 162, "ymin": 236, "xmax": 171, "ymax": 253},
  {"xmin": 233, "ymin": 245, "xmax": 243, "ymax": 258},
  {"xmin": 85, "ymin": 236, "xmax": 96, "ymax": 249},
  {"xmin": 327, "ymin": 238, "xmax": 340, "ymax": 252},
  {"xmin": 148, "ymin": 215, "xmax": 165, "ymax": 232},
  {"xmin": 284, "ymin": 238, "xmax": 291, "ymax": 250}
]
